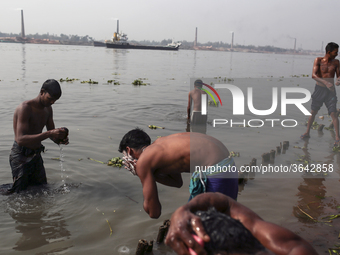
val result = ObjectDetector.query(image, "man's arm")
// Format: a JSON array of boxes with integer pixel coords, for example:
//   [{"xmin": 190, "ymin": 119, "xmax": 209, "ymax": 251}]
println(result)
[
  {"xmin": 154, "ymin": 173, "xmax": 183, "ymax": 188},
  {"xmin": 165, "ymin": 193, "xmax": 318, "ymax": 255},
  {"xmin": 15, "ymin": 104, "xmax": 65, "ymax": 147},
  {"xmin": 335, "ymin": 59, "xmax": 340, "ymax": 85},
  {"xmin": 137, "ymin": 160, "xmax": 162, "ymax": 219},
  {"xmin": 46, "ymin": 107, "xmax": 69, "ymax": 145},
  {"xmin": 187, "ymin": 92, "xmax": 192, "ymax": 122}
]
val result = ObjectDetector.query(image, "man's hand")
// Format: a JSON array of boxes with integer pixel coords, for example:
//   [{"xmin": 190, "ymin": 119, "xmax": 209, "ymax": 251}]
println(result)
[
  {"xmin": 336, "ymin": 78, "xmax": 340, "ymax": 86},
  {"xmin": 325, "ymin": 81, "xmax": 336, "ymax": 92},
  {"xmin": 165, "ymin": 206, "xmax": 210, "ymax": 255},
  {"xmin": 50, "ymin": 128, "xmax": 69, "ymax": 145}
]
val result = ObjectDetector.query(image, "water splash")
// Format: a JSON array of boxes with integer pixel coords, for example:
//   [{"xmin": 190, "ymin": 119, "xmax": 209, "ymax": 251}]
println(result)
[
  {"xmin": 59, "ymin": 145, "xmax": 70, "ymax": 193},
  {"xmin": 118, "ymin": 246, "xmax": 130, "ymax": 254}
]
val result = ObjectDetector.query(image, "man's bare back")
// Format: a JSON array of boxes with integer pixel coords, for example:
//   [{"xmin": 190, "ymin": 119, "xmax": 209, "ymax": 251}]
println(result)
[{"xmin": 140, "ymin": 132, "xmax": 230, "ymax": 176}]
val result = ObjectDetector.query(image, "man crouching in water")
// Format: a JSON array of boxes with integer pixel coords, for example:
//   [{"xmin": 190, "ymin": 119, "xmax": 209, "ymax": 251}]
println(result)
[
  {"xmin": 118, "ymin": 128, "xmax": 238, "ymax": 218},
  {"xmin": 7, "ymin": 79, "xmax": 69, "ymax": 194}
]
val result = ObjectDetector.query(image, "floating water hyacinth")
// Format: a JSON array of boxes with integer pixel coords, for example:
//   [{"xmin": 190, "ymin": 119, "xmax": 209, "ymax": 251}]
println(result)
[
  {"xmin": 81, "ymin": 79, "xmax": 98, "ymax": 84},
  {"xmin": 107, "ymin": 80, "xmax": 120, "ymax": 85},
  {"xmin": 229, "ymin": 151, "xmax": 240, "ymax": 157},
  {"xmin": 148, "ymin": 125, "xmax": 165, "ymax": 130},
  {"xmin": 132, "ymin": 79, "xmax": 147, "ymax": 85},
  {"xmin": 59, "ymin": 77, "xmax": 79, "ymax": 82},
  {"xmin": 107, "ymin": 157, "xmax": 123, "ymax": 167},
  {"xmin": 88, "ymin": 156, "xmax": 123, "ymax": 168},
  {"xmin": 332, "ymin": 146, "xmax": 340, "ymax": 152}
]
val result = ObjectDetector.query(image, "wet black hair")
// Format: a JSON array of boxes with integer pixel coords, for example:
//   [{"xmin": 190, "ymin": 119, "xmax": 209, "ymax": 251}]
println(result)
[
  {"xmin": 326, "ymin": 42, "xmax": 339, "ymax": 53},
  {"xmin": 196, "ymin": 207, "xmax": 265, "ymax": 255},
  {"xmin": 194, "ymin": 79, "xmax": 203, "ymax": 88},
  {"xmin": 118, "ymin": 128, "xmax": 151, "ymax": 153},
  {"xmin": 41, "ymin": 79, "xmax": 62, "ymax": 99}
]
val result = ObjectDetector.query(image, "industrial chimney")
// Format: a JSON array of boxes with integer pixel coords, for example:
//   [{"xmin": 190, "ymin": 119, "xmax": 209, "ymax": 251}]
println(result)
[
  {"xmin": 21, "ymin": 10, "xmax": 25, "ymax": 38},
  {"xmin": 194, "ymin": 27, "xmax": 197, "ymax": 47}
]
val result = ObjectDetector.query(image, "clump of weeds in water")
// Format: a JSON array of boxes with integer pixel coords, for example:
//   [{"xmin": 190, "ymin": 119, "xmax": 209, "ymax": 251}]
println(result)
[
  {"xmin": 59, "ymin": 77, "xmax": 79, "ymax": 82},
  {"xmin": 132, "ymin": 78, "xmax": 149, "ymax": 86},
  {"xmin": 81, "ymin": 79, "xmax": 98, "ymax": 84},
  {"xmin": 107, "ymin": 80, "xmax": 120, "ymax": 85}
]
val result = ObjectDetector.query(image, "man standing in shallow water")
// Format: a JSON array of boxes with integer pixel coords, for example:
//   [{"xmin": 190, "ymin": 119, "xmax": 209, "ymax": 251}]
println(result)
[
  {"xmin": 8, "ymin": 79, "xmax": 69, "ymax": 193},
  {"xmin": 301, "ymin": 42, "xmax": 340, "ymax": 146},
  {"xmin": 118, "ymin": 128, "xmax": 238, "ymax": 218}
]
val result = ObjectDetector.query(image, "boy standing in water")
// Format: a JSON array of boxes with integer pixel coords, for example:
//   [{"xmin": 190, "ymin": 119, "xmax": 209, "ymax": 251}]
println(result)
[
  {"xmin": 301, "ymin": 42, "xmax": 340, "ymax": 146},
  {"xmin": 8, "ymin": 79, "xmax": 69, "ymax": 193}
]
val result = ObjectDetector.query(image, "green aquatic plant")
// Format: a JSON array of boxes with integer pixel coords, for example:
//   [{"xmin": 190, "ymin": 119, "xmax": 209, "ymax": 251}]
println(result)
[
  {"xmin": 107, "ymin": 80, "xmax": 120, "ymax": 85},
  {"xmin": 88, "ymin": 157, "xmax": 123, "ymax": 168},
  {"xmin": 148, "ymin": 125, "xmax": 165, "ymax": 130},
  {"xmin": 332, "ymin": 146, "xmax": 340, "ymax": 153},
  {"xmin": 107, "ymin": 157, "xmax": 123, "ymax": 167},
  {"xmin": 59, "ymin": 77, "xmax": 79, "ymax": 82},
  {"xmin": 229, "ymin": 151, "xmax": 240, "ymax": 157},
  {"xmin": 132, "ymin": 79, "xmax": 147, "ymax": 85},
  {"xmin": 81, "ymin": 79, "xmax": 98, "ymax": 84}
]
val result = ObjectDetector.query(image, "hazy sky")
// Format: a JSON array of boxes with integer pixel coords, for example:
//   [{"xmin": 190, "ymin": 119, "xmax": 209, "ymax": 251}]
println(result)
[{"xmin": 1, "ymin": 0, "xmax": 339, "ymax": 51}]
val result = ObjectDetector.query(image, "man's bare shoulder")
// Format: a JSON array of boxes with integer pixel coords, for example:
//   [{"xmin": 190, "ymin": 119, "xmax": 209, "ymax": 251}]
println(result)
[
  {"xmin": 314, "ymin": 57, "xmax": 323, "ymax": 64},
  {"xmin": 15, "ymin": 100, "xmax": 33, "ymax": 115}
]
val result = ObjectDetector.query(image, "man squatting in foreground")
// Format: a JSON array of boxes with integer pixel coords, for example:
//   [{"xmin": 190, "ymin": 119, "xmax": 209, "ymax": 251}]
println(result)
[
  {"xmin": 301, "ymin": 42, "xmax": 340, "ymax": 146},
  {"xmin": 165, "ymin": 192, "xmax": 318, "ymax": 255},
  {"xmin": 119, "ymin": 128, "xmax": 238, "ymax": 218},
  {"xmin": 8, "ymin": 79, "xmax": 69, "ymax": 194}
]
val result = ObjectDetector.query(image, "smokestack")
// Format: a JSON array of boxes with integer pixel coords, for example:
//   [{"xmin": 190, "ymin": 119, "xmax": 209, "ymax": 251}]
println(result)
[
  {"xmin": 194, "ymin": 27, "xmax": 197, "ymax": 47},
  {"xmin": 117, "ymin": 20, "xmax": 119, "ymax": 34},
  {"xmin": 230, "ymin": 31, "xmax": 234, "ymax": 49},
  {"xmin": 21, "ymin": 10, "xmax": 25, "ymax": 38},
  {"xmin": 294, "ymin": 38, "xmax": 296, "ymax": 53}
]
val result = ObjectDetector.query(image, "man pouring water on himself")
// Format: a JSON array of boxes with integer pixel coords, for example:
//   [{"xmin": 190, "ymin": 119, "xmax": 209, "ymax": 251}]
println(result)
[{"xmin": 7, "ymin": 79, "xmax": 69, "ymax": 194}]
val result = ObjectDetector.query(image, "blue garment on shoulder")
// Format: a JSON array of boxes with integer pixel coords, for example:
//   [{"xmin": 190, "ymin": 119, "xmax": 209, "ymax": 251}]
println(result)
[{"xmin": 189, "ymin": 157, "xmax": 238, "ymax": 201}]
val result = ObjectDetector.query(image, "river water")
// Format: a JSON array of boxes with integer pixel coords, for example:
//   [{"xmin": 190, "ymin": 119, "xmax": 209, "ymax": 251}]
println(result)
[{"xmin": 0, "ymin": 43, "xmax": 339, "ymax": 255}]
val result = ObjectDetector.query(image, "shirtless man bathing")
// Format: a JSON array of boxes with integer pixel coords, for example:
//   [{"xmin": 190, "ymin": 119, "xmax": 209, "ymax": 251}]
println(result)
[
  {"xmin": 187, "ymin": 79, "xmax": 207, "ymax": 133},
  {"xmin": 8, "ymin": 79, "xmax": 69, "ymax": 193},
  {"xmin": 119, "ymin": 129, "xmax": 238, "ymax": 218},
  {"xmin": 301, "ymin": 42, "xmax": 340, "ymax": 146}
]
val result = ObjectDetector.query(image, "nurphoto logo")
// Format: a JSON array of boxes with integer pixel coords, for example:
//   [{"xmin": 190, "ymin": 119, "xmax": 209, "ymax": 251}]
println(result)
[{"xmin": 198, "ymin": 79, "xmax": 312, "ymax": 128}]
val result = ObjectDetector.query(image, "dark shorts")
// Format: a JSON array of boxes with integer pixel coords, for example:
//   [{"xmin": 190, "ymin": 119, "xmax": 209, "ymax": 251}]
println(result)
[
  {"xmin": 8, "ymin": 141, "xmax": 46, "ymax": 193},
  {"xmin": 189, "ymin": 157, "xmax": 238, "ymax": 201},
  {"xmin": 206, "ymin": 176, "xmax": 238, "ymax": 201},
  {"xmin": 190, "ymin": 111, "xmax": 207, "ymax": 133},
  {"xmin": 311, "ymin": 84, "xmax": 337, "ymax": 115}
]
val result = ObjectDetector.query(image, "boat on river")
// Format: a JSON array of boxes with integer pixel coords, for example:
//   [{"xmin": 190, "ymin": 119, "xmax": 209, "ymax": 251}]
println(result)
[{"xmin": 104, "ymin": 20, "xmax": 181, "ymax": 51}]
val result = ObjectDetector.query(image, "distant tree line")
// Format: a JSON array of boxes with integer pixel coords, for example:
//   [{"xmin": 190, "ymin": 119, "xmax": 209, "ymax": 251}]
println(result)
[{"xmin": 0, "ymin": 32, "xmax": 94, "ymax": 43}]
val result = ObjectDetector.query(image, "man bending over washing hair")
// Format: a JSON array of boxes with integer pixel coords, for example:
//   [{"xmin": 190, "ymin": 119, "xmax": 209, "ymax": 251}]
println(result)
[{"xmin": 118, "ymin": 129, "xmax": 238, "ymax": 219}]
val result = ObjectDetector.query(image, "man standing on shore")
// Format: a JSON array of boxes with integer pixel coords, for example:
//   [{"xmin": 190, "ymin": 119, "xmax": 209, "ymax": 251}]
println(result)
[
  {"xmin": 8, "ymin": 79, "xmax": 69, "ymax": 193},
  {"xmin": 301, "ymin": 42, "xmax": 340, "ymax": 146}
]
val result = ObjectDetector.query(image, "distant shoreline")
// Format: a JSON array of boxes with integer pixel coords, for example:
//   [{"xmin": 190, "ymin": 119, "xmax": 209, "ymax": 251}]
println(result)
[{"xmin": 0, "ymin": 37, "xmax": 321, "ymax": 55}]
